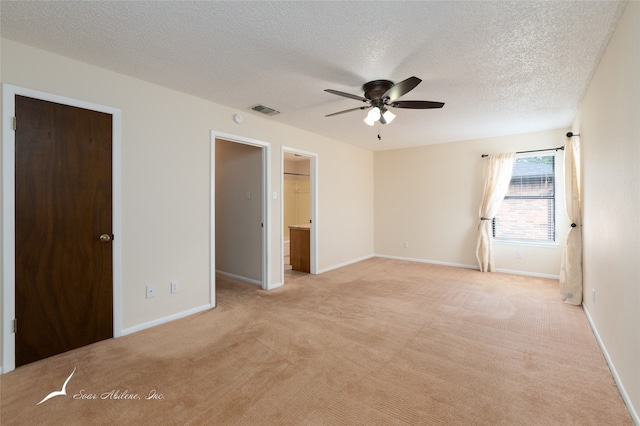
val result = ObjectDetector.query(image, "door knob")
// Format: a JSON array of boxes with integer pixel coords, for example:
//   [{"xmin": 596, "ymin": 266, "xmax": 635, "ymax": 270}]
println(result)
[{"xmin": 99, "ymin": 234, "xmax": 112, "ymax": 243}]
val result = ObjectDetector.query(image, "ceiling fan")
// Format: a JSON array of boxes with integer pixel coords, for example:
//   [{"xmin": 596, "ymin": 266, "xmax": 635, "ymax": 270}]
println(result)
[{"xmin": 324, "ymin": 76, "xmax": 444, "ymax": 126}]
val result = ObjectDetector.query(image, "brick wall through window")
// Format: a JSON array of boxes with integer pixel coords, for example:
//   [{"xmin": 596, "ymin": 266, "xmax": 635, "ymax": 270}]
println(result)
[{"xmin": 493, "ymin": 155, "xmax": 555, "ymax": 242}]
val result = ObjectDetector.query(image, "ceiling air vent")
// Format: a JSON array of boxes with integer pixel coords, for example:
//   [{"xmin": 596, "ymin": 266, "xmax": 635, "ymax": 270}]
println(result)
[{"xmin": 251, "ymin": 105, "xmax": 280, "ymax": 116}]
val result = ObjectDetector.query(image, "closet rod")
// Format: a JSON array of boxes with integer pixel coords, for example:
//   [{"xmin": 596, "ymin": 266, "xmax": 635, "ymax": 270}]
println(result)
[
  {"xmin": 284, "ymin": 172, "xmax": 310, "ymax": 176},
  {"xmin": 481, "ymin": 146, "xmax": 564, "ymax": 158}
]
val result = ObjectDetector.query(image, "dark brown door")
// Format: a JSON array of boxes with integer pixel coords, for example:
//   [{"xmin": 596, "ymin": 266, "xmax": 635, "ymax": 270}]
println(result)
[{"xmin": 15, "ymin": 95, "xmax": 113, "ymax": 367}]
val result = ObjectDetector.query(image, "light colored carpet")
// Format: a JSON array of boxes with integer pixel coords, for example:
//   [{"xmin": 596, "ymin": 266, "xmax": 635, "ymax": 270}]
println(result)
[{"xmin": 0, "ymin": 258, "xmax": 632, "ymax": 425}]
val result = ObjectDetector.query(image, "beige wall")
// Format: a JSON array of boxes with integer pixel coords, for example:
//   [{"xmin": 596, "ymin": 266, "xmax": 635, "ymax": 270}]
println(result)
[
  {"xmin": 374, "ymin": 129, "xmax": 570, "ymax": 277},
  {"xmin": 573, "ymin": 1, "xmax": 639, "ymax": 419},
  {"xmin": 0, "ymin": 39, "xmax": 375, "ymax": 369},
  {"xmin": 215, "ymin": 139, "xmax": 263, "ymax": 283},
  {"xmin": 317, "ymin": 143, "xmax": 375, "ymax": 270}
]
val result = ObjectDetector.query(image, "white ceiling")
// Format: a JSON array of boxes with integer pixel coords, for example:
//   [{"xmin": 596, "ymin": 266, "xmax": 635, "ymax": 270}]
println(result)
[{"xmin": 0, "ymin": 1, "xmax": 627, "ymax": 151}]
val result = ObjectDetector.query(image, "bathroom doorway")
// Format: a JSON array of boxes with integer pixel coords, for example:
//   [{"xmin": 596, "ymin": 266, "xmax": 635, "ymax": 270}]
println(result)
[{"xmin": 282, "ymin": 148, "xmax": 317, "ymax": 281}]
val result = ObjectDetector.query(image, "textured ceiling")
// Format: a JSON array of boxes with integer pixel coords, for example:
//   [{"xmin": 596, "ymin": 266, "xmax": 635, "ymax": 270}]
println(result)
[{"xmin": 0, "ymin": 1, "xmax": 627, "ymax": 151}]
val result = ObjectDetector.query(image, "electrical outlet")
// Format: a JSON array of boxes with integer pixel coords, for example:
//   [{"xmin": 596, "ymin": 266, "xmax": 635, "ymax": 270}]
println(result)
[
  {"xmin": 516, "ymin": 250, "xmax": 523, "ymax": 259},
  {"xmin": 146, "ymin": 284, "xmax": 156, "ymax": 299},
  {"xmin": 403, "ymin": 241, "xmax": 409, "ymax": 248},
  {"xmin": 171, "ymin": 281, "xmax": 179, "ymax": 294}
]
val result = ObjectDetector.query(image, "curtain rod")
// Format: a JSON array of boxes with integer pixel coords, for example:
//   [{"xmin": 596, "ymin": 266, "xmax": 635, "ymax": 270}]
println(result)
[{"xmin": 481, "ymin": 146, "xmax": 564, "ymax": 158}]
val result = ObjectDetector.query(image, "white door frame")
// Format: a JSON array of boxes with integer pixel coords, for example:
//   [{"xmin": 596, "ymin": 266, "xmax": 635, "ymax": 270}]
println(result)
[
  {"xmin": 1, "ymin": 84, "xmax": 123, "ymax": 374},
  {"xmin": 210, "ymin": 131, "xmax": 271, "ymax": 299},
  {"xmin": 281, "ymin": 146, "xmax": 318, "ymax": 281}
]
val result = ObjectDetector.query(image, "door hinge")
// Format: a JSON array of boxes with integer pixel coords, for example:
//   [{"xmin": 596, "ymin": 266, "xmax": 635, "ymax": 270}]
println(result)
[
  {"xmin": 13, "ymin": 116, "xmax": 17, "ymax": 131},
  {"xmin": 261, "ymin": 223, "xmax": 264, "ymax": 228},
  {"xmin": 13, "ymin": 319, "xmax": 17, "ymax": 333}
]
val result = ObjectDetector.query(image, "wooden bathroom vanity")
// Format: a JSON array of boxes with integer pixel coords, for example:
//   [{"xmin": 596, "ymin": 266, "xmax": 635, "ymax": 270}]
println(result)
[{"xmin": 288, "ymin": 225, "xmax": 310, "ymax": 272}]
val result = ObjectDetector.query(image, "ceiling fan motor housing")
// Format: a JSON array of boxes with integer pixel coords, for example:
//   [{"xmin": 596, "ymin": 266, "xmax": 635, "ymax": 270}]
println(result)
[{"xmin": 362, "ymin": 80, "xmax": 394, "ymax": 101}]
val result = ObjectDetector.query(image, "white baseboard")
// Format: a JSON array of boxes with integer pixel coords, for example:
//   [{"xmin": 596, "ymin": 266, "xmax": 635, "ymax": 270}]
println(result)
[
  {"xmin": 266, "ymin": 281, "xmax": 283, "ymax": 291},
  {"xmin": 375, "ymin": 254, "xmax": 478, "ymax": 271},
  {"xmin": 493, "ymin": 268, "xmax": 559, "ymax": 280},
  {"xmin": 215, "ymin": 270, "xmax": 262, "ymax": 286},
  {"xmin": 121, "ymin": 304, "xmax": 212, "ymax": 336},
  {"xmin": 215, "ymin": 270, "xmax": 282, "ymax": 290},
  {"xmin": 316, "ymin": 254, "xmax": 375, "ymax": 274},
  {"xmin": 583, "ymin": 304, "xmax": 639, "ymax": 425},
  {"xmin": 375, "ymin": 254, "xmax": 559, "ymax": 279}
]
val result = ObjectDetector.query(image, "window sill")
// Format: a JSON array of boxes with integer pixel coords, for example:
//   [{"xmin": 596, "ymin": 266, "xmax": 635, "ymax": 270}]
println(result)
[{"xmin": 493, "ymin": 240, "xmax": 560, "ymax": 248}]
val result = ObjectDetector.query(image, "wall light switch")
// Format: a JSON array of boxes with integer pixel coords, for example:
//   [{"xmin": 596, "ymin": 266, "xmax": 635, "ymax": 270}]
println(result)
[{"xmin": 246, "ymin": 191, "xmax": 251, "ymax": 200}]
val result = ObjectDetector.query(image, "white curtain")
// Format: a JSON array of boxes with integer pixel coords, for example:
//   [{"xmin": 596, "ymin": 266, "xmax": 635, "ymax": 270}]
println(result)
[
  {"xmin": 560, "ymin": 136, "xmax": 582, "ymax": 304},
  {"xmin": 476, "ymin": 153, "xmax": 515, "ymax": 272}
]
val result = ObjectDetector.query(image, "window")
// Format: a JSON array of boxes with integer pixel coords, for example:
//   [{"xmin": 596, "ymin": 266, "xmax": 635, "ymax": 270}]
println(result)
[{"xmin": 492, "ymin": 154, "xmax": 555, "ymax": 243}]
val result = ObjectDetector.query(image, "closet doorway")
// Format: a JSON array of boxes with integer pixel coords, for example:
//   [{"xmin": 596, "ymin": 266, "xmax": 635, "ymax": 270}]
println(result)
[{"xmin": 282, "ymin": 148, "xmax": 317, "ymax": 281}]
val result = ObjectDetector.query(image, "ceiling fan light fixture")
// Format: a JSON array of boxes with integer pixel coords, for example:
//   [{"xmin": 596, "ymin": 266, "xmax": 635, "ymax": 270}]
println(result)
[
  {"xmin": 382, "ymin": 109, "xmax": 396, "ymax": 124},
  {"xmin": 364, "ymin": 107, "xmax": 381, "ymax": 126}
]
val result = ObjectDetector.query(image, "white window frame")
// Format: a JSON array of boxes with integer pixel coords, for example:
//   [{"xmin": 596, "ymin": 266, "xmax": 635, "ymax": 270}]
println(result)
[{"xmin": 492, "ymin": 151, "xmax": 558, "ymax": 246}]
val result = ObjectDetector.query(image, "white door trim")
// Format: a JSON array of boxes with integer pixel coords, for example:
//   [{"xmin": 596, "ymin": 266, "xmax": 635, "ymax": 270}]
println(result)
[
  {"xmin": 281, "ymin": 147, "xmax": 318, "ymax": 281},
  {"xmin": 210, "ymin": 131, "xmax": 271, "ymax": 297},
  {"xmin": 1, "ymin": 84, "xmax": 123, "ymax": 374}
]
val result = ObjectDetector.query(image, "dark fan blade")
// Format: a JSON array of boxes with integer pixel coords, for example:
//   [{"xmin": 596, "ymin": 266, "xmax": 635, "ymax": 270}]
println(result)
[
  {"xmin": 325, "ymin": 106, "xmax": 369, "ymax": 117},
  {"xmin": 390, "ymin": 100, "xmax": 445, "ymax": 109},
  {"xmin": 382, "ymin": 76, "xmax": 421, "ymax": 102},
  {"xmin": 324, "ymin": 89, "xmax": 368, "ymax": 102}
]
